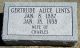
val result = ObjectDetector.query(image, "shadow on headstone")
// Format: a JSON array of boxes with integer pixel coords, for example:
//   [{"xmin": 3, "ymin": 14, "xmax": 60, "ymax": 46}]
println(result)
[{"xmin": 0, "ymin": 13, "xmax": 5, "ymax": 45}]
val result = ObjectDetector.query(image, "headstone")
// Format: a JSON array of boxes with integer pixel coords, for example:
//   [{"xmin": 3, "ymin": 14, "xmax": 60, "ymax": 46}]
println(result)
[{"xmin": 2, "ymin": 2, "xmax": 77, "ymax": 46}]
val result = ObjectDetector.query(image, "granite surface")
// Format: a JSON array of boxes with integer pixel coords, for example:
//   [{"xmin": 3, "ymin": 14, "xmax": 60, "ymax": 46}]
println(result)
[{"xmin": 0, "ymin": 0, "xmax": 80, "ymax": 48}]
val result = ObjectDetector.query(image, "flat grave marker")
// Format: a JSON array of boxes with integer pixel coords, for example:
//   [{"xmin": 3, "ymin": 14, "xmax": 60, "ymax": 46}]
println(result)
[{"xmin": 2, "ymin": 2, "xmax": 78, "ymax": 46}]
